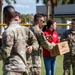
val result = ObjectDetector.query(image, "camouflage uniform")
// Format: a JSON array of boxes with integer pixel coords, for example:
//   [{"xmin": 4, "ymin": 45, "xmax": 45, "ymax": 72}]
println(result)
[
  {"xmin": 60, "ymin": 28, "xmax": 75, "ymax": 75},
  {"xmin": 30, "ymin": 25, "xmax": 53, "ymax": 50},
  {"xmin": 0, "ymin": 21, "xmax": 39, "ymax": 75},
  {"xmin": 27, "ymin": 25, "xmax": 53, "ymax": 75}
]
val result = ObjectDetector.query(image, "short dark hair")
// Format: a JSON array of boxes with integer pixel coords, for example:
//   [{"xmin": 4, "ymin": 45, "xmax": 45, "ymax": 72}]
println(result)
[
  {"xmin": 3, "ymin": 5, "xmax": 15, "ymax": 19},
  {"xmin": 34, "ymin": 13, "xmax": 44, "ymax": 22},
  {"xmin": 15, "ymin": 11, "xmax": 21, "ymax": 18}
]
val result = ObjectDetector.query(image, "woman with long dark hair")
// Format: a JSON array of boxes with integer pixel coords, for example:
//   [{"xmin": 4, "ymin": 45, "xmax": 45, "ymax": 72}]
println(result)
[{"xmin": 42, "ymin": 19, "xmax": 59, "ymax": 75}]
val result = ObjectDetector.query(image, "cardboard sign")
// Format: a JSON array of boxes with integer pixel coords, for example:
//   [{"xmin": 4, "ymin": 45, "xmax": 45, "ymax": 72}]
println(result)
[{"xmin": 50, "ymin": 41, "xmax": 70, "ymax": 57}]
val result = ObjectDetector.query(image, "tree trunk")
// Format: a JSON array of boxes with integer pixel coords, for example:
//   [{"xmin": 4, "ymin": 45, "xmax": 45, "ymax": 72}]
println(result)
[
  {"xmin": 0, "ymin": 0, "xmax": 3, "ymax": 35},
  {"xmin": 51, "ymin": 0, "xmax": 56, "ymax": 19},
  {"xmin": 51, "ymin": 3, "xmax": 54, "ymax": 19},
  {"xmin": 0, "ymin": 0, "xmax": 2, "ymax": 23},
  {"xmin": 46, "ymin": 0, "xmax": 50, "ymax": 22}
]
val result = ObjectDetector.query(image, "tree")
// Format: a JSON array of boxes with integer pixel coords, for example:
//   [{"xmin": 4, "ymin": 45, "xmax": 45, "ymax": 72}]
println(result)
[
  {"xmin": 0, "ymin": 0, "xmax": 16, "ymax": 23},
  {"xmin": 62, "ymin": 0, "xmax": 73, "ymax": 4},
  {"xmin": 21, "ymin": 14, "xmax": 34, "ymax": 24},
  {"xmin": 5, "ymin": 0, "xmax": 16, "ymax": 4},
  {"xmin": 0, "ymin": 0, "xmax": 3, "ymax": 23},
  {"xmin": 36, "ymin": 0, "xmax": 72, "ymax": 21},
  {"xmin": 36, "ymin": 0, "xmax": 59, "ymax": 21}
]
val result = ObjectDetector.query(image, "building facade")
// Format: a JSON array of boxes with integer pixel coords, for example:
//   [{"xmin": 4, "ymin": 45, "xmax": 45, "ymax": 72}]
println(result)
[{"xmin": 36, "ymin": 2, "xmax": 75, "ymax": 35}]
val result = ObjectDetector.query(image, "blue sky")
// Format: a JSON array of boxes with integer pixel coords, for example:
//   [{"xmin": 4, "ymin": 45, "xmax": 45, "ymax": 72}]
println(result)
[{"xmin": 3, "ymin": 0, "xmax": 43, "ymax": 14}]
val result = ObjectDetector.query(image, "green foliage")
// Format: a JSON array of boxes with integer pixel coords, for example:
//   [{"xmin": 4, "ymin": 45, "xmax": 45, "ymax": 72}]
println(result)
[
  {"xmin": 56, "ymin": 0, "xmax": 61, "ymax": 6},
  {"xmin": 62, "ymin": 0, "xmax": 74, "ymax": 4},
  {"xmin": 5, "ymin": 0, "xmax": 16, "ymax": 4},
  {"xmin": 5, "ymin": 0, "xmax": 11, "ymax": 4},
  {"xmin": 43, "ymin": 0, "xmax": 46, "ymax": 4},
  {"xmin": 36, "ymin": 0, "xmax": 73, "ymax": 6},
  {"xmin": 36, "ymin": 0, "xmax": 39, "ymax": 3},
  {"xmin": 62, "ymin": 0, "xmax": 70, "ymax": 4},
  {"xmin": 36, "ymin": 0, "xmax": 61, "ymax": 5},
  {"xmin": 21, "ymin": 14, "xmax": 34, "ymax": 23}
]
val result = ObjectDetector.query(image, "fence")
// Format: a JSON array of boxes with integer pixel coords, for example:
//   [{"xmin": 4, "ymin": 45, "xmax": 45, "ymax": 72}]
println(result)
[
  {"xmin": 0, "ymin": 23, "xmax": 71, "ymax": 35},
  {"xmin": 0, "ymin": 23, "xmax": 71, "ymax": 26}
]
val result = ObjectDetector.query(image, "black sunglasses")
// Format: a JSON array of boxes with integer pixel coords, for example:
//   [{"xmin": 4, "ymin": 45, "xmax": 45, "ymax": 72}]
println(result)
[{"xmin": 40, "ymin": 20, "xmax": 45, "ymax": 23}]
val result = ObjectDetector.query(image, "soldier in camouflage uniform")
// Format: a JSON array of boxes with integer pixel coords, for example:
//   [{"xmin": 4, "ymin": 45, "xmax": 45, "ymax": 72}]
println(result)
[
  {"xmin": 14, "ymin": 11, "xmax": 41, "ymax": 75},
  {"xmin": 15, "ymin": 11, "xmax": 22, "ymax": 24},
  {"xmin": 60, "ymin": 19, "xmax": 75, "ymax": 75},
  {"xmin": 0, "ymin": 5, "xmax": 39, "ymax": 75},
  {"xmin": 28, "ymin": 13, "xmax": 54, "ymax": 75},
  {"xmin": 14, "ymin": 11, "xmax": 40, "ymax": 75}
]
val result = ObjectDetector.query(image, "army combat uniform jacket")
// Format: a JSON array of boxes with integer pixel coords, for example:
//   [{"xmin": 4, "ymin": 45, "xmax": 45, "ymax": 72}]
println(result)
[
  {"xmin": 60, "ymin": 28, "xmax": 75, "ymax": 75},
  {"xmin": 30, "ymin": 25, "xmax": 53, "ymax": 50},
  {"xmin": 60, "ymin": 28, "xmax": 75, "ymax": 56},
  {"xmin": 29, "ymin": 25, "xmax": 53, "ymax": 67},
  {"xmin": 0, "ymin": 21, "xmax": 39, "ymax": 72},
  {"xmin": 27, "ymin": 25, "xmax": 53, "ymax": 75}
]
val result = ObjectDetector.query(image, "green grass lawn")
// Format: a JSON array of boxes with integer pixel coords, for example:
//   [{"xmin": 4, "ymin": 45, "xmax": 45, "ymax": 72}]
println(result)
[
  {"xmin": 41, "ymin": 55, "xmax": 63, "ymax": 75},
  {"xmin": 0, "ymin": 55, "xmax": 72, "ymax": 75},
  {"xmin": 55, "ymin": 55, "xmax": 63, "ymax": 75},
  {"xmin": 41, "ymin": 55, "xmax": 73, "ymax": 75},
  {"xmin": 0, "ymin": 61, "xmax": 3, "ymax": 75}
]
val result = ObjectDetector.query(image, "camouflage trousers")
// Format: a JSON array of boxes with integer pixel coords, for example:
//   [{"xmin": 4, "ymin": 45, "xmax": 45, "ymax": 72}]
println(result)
[
  {"xmin": 63, "ymin": 55, "xmax": 75, "ymax": 75},
  {"xmin": 29, "ymin": 67, "xmax": 41, "ymax": 75},
  {"xmin": 3, "ymin": 71, "xmax": 29, "ymax": 75},
  {"xmin": 26, "ymin": 53, "xmax": 41, "ymax": 75},
  {"xmin": 3, "ymin": 68, "xmax": 41, "ymax": 75}
]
